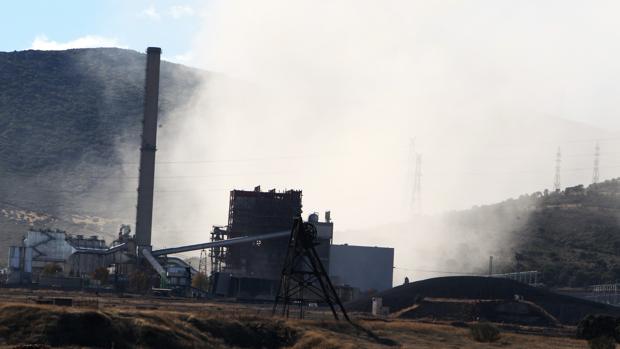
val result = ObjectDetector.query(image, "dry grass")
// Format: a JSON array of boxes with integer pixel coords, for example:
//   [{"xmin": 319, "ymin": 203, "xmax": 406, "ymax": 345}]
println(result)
[
  {"xmin": 367, "ymin": 320, "xmax": 591, "ymax": 349},
  {"xmin": 0, "ymin": 295, "xmax": 598, "ymax": 348},
  {"xmin": 292, "ymin": 330, "xmax": 353, "ymax": 349}
]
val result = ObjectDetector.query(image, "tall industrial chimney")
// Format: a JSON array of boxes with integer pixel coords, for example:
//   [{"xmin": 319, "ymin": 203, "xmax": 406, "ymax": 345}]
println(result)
[{"xmin": 135, "ymin": 47, "xmax": 161, "ymax": 251}]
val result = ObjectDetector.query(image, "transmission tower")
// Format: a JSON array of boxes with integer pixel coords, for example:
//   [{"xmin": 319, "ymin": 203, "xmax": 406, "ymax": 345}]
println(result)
[
  {"xmin": 273, "ymin": 218, "xmax": 350, "ymax": 322},
  {"xmin": 409, "ymin": 138, "xmax": 422, "ymax": 214},
  {"xmin": 408, "ymin": 139, "xmax": 416, "ymax": 207},
  {"xmin": 413, "ymin": 154, "xmax": 422, "ymax": 213},
  {"xmin": 554, "ymin": 147, "xmax": 561, "ymax": 192},
  {"xmin": 593, "ymin": 142, "xmax": 600, "ymax": 184}
]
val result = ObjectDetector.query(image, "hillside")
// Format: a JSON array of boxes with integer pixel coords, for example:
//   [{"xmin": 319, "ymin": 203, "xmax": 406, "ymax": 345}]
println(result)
[
  {"xmin": 445, "ymin": 179, "xmax": 620, "ymax": 287},
  {"xmin": 0, "ymin": 48, "xmax": 201, "ymax": 175},
  {"xmin": 0, "ymin": 48, "xmax": 205, "ymax": 263}
]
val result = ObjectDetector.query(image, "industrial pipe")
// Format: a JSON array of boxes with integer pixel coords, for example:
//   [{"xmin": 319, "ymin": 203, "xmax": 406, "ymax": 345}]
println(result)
[
  {"xmin": 142, "ymin": 248, "xmax": 168, "ymax": 286},
  {"xmin": 151, "ymin": 230, "xmax": 291, "ymax": 256}
]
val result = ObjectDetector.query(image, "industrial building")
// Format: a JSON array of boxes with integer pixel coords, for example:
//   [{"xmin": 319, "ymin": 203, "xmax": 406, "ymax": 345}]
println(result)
[
  {"xmin": 211, "ymin": 187, "xmax": 333, "ymax": 299},
  {"xmin": 7, "ymin": 229, "xmax": 128, "ymax": 285},
  {"xmin": 4, "ymin": 47, "xmax": 395, "ymax": 301},
  {"xmin": 6, "ymin": 187, "xmax": 394, "ymax": 300},
  {"xmin": 329, "ymin": 244, "xmax": 394, "ymax": 293},
  {"xmin": 6, "ymin": 226, "xmax": 197, "ymax": 290},
  {"xmin": 209, "ymin": 187, "xmax": 394, "ymax": 300}
]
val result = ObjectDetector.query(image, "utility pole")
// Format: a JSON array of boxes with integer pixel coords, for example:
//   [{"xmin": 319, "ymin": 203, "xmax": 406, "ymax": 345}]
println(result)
[
  {"xmin": 554, "ymin": 147, "xmax": 561, "ymax": 192},
  {"xmin": 593, "ymin": 142, "xmax": 600, "ymax": 184},
  {"xmin": 488, "ymin": 256, "xmax": 493, "ymax": 276}
]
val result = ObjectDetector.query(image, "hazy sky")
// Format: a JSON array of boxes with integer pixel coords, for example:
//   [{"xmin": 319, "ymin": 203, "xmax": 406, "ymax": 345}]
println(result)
[{"xmin": 4, "ymin": 1, "xmax": 620, "ymax": 130}]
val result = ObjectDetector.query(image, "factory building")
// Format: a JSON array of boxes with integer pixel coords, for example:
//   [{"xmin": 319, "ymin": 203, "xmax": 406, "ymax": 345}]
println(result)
[
  {"xmin": 6, "ymin": 190, "xmax": 394, "ymax": 300},
  {"xmin": 7, "ymin": 229, "xmax": 109, "ymax": 284},
  {"xmin": 212, "ymin": 187, "xmax": 333, "ymax": 299},
  {"xmin": 329, "ymin": 244, "xmax": 394, "ymax": 293},
  {"xmin": 6, "ymin": 227, "xmax": 196, "ymax": 290},
  {"xmin": 210, "ymin": 187, "xmax": 394, "ymax": 301},
  {"xmin": 3, "ymin": 48, "xmax": 395, "ymax": 300},
  {"xmin": 226, "ymin": 187, "xmax": 303, "ymax": 280}
]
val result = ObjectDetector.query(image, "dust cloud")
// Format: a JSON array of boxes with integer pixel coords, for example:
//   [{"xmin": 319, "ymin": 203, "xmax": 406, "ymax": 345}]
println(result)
[{"xmin": 148, "ymin": 0, "xmax": 620, "ymax": 282}]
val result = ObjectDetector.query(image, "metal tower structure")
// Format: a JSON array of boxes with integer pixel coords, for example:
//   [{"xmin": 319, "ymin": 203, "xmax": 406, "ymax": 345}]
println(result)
[
  {"xmin": 413, "ymin": 154, "xmax": 422, "ymax": 213},
  {"xmin": 198, "ymin": 249, "xmax": 208, "ymax": 275},
  {"xmin": 593, "ymin": 142, "xmax": 600, "ymax": 184},
  {"xmin": 209, "ymin": 226, "xmax": 227, "ymax": 274},
  {"xmin": 273, "ymin": 218, "xmax": 350, "ymax": 322},
  {"xmin": 554, "ymin": 147, "xmax": 561, "ymax": 192},
  {"xmin": 409, "ymin": 138, "xmax": 422, "ymax": 213}
]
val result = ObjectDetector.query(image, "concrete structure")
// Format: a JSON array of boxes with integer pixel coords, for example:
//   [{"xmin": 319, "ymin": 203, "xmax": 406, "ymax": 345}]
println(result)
[{"xmin": 329, "ymin": 244, "xmax": 394, "ymax": 293}]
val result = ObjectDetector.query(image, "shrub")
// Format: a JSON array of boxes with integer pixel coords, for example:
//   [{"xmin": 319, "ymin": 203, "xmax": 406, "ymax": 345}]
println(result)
[
  {"xmin": 92, "ymin": 267, "xmax": 109, "ymax": 284},
  {"xmin": 191, "ymin": 273, "xmax": 209, "ymax": 291},
  {"xmin": 588, "ymin": 336, "xmax": 616, "ymax": 349},
  {"xmin": 469, "ymin": 322, "xmax": 500, "ymax": 343},
  {"xmin": 41, "ymin": 263, "xmax": 61, "ymax": 276},
  {"xmin": 577, "ymin": 314, "xmax": 620, "ymax": 342}
]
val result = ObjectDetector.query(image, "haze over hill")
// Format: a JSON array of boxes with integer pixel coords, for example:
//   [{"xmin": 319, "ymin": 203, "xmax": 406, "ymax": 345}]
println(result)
[
  {"xmin": 3, "ymin": 47, "xmax": 620, "ymax": 286},
  {"xmin": 0, "ymin": 48, "xmax": 203, "ymax": 217},
  {"xmin": 0, "ymin": 48, "xmax": 204, "ymax": 261}
]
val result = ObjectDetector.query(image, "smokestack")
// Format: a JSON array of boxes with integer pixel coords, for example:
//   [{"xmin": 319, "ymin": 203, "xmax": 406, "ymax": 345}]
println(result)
[{"xmin": 135, "ymin": 47, "xmax": 161, "ymax": 250}]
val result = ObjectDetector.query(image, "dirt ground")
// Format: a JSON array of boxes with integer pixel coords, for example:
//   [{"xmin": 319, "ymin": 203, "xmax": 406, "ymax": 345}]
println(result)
[{"xmin": 0, "ymin": 288, "xmax": 597, "ymax": 348}]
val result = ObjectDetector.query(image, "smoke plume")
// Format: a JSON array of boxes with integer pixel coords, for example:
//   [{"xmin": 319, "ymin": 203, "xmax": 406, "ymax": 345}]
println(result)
[{"xmin": 146, "ymin": 0, "xmax": 620, "ymax": 282}]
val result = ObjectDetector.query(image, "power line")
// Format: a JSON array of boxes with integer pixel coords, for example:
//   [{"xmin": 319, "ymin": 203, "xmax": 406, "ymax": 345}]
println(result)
[
  {"xmin": 394, "ymin": 266, "xmax": 482, "ymax": 276},
  {"xmin": 121, "ymin": 155, "xmax": 317, "ymax": 165}
]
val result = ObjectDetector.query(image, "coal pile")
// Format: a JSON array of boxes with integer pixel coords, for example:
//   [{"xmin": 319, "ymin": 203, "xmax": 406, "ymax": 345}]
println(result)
[{"xmin": 346, "ymin": 276, "xmax": 620, "ymax": 325}]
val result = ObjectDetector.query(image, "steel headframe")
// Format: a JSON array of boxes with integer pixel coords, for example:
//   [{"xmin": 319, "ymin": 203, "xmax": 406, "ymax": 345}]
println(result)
[{"xmin": 272, "ymin": 217, "xmax": 350, "ymax": 322}]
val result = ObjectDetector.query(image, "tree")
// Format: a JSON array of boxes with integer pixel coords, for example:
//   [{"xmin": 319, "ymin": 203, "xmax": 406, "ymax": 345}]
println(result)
[
  {"xmin": 192, "ymin": 273, "xmax": 209, "ymax": 291},
  {"xmin": 42, "ymin": 263, "xmax": 62, "ymax": 276},
  {"xmin": 128, "ymin": 270, "xmax": 152, "ymax": 293},
  {"xmin": 92, "ymin": 267, "xmax": 109, "ymax": 284}
]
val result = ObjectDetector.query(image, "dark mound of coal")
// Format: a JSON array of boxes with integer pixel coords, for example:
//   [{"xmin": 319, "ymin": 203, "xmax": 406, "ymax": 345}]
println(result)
[{"xmin": 346, "ymin": 276, "xmax": 620, "ymax": 325}]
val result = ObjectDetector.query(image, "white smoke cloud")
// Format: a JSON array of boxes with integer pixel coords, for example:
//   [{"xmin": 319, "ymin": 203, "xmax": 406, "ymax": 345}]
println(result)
[
  {"xmin": 149, "ymin": 0, "xmax": 620, "ymax": 281},
  {"xmin": 30, "ymin": 35, "xmax": 125, "ymax": 50}
]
